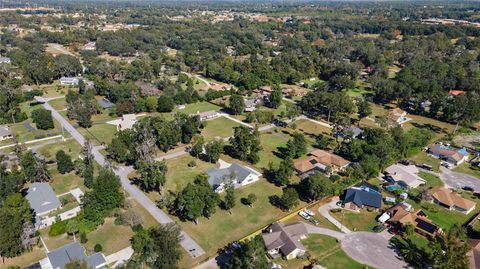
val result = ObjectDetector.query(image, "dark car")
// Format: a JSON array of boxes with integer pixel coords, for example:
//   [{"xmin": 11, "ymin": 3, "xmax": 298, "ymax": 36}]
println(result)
[
  {"xmin": 309, "ymin": 218, "xmax": 320, "ymax": 226},
  {"xmin": 373, "ymin": 224, "xmax": 385, "ymax": 233},
  {"xmin": 388, "ymin": 227, "xmax": 398, "ymax": 235},
  {"xmin": 273, "ymin": 119, "xmax": 288, "ymax": 127},
  {"xmin": 463, "ymin": 186, "xmax": 475, "ymax": 192}
]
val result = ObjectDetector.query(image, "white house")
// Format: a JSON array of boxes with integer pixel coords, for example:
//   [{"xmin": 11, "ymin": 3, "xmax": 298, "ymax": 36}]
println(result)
[
  {"xmin": 0, "ymin": 57, "xmax": 11, "ymax": 64},
  {"xmin": 59, "ymin": 77, "xmax": 79, "ymax": 86},
  {"xmin": 195, "ymin": 110, "xmax": 220, "ymax": 121},
  {"xmin": 0, "ymin": 125, "xmax": 13, "ymax": 141},
  {"xmin": 385, "ymin": 164, "xmax": 425, "ymax": 189},
  {"xmin": 207, "ymin": 163, "xmax": 261, "ymax": 193}
]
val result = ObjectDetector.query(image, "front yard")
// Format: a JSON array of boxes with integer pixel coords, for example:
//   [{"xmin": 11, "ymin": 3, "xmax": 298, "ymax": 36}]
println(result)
[
  {"xmin": 330, "ymin": 209, "xmax": 379, "ymax": 232},
  {"xmin": 453, "ymin": 162, "xmax": 480, "ymax": 179},
  {"xmin": 201, "ymin": 117, "xmax": 241, "ymax": 141}
]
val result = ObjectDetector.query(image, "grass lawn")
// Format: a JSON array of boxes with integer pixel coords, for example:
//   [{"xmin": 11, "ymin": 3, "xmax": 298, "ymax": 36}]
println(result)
[
  {"xmin": 418, "ymin": 171, "xmax": 444, "ymax": 188},
  {"xmin": 78, "ymin": 123, "xmax": 117, "ymax": 146},
  {"xmin": 174, "ymin": 101, "xmax": 221, "ymax": 115},
  {"xmin": 256, "ymin": 131, "xmax": 289, "ymax": 169},
  {"xmin": 174, "ymin": 179, "xmax": 306, "ymax": 258},
  {"xmin": 49, "ymin": 98, "xmax": 67, "ymax": 111},
  {"xmin": 40, "ymin": 84, "xmax": 71, "ymax": 98},
  {"xmin": 201, "ymin": 117, "xmax": 241, "ymax": 141},
  {"xmin": 49, "ymin": 169, "xmax": 84, "ymax": 194},
  {"xmin": 85, "ymin": 218, "xmax": 134, "ymax": 255},
  {"xmin": 40, "ymin": 229, "xmax": 73, "ymax": 251},
  {"xmin": 294, "ymin": 119, "xmax": 332, "ymax": 138},
  {"xmin": 37, "ymin": 140, "xmax": 82, "ymax": 160},
  {"xmin": 409, "ymin": 151, "xmax": 441, "ymax": 172},
  {"xmin": 277, "ymin": 234, "xmax": 365, "ymax": 269},
  {"xmin": 129, "ymin": 200, "xmax": 159, "ymax": 228},
  {"xmin": 454, "ymin": 162, "xmax": 480, "ymax": 179},
  {"xmin": 1, "ymin": 247, "xmax": 46, "ymax": 268},
  {"xmin": 164, "ymin": 154, "xmax": 217, "ymax": 193},
  {"xmin": 345, "ymin": 88, "xmax": 372, "ymax": 98},
  {"xmin": 330, "ymin": 209, "xmax": 379, "ymax": 232}
]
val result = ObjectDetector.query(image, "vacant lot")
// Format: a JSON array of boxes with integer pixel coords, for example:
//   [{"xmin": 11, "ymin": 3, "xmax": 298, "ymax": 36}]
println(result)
[
  {"xmin": 1, "ymin": 247, "xmax": 46, "ymax": 269},
  {"xmin": 256, "ymin": 131, "xmax": 289, "ymax": 169},
  {"xmin": 78, "ymin": 123, "xmax": 117, "ymax": 146},
  {"xmin": 85, "ymin": 218, "xmax": 134, "ymax": 255},
  {"xmin": 37, "ymin": 140, "xmax": 82, "ymax": 160},
  {"xmin": 175, "ymin": 101, "xmax": 221, "ymax": 115},
  {"xmin": 201, "ymin": 116, "xmax": 241, "ymax": 141}
]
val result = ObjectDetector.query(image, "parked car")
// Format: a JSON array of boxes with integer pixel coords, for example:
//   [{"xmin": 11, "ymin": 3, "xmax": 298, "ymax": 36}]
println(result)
[
  {"xmin": 273, "ymin": 119, "xmax": 288, "ymax": 127},
  {"xmin": 441, "ymin": 162, "xmax": 453, "ymax": 169},
  {"xmin": 388, "ymin": 227, "xmax": 398, "ymax": 235},
  {"xmin": 373, "ymin": 224, "xmax": 385, "ymax": 233},
  {"xmin": 304, "ymin": 209, "xmax": 315, "ymax": 216},
  {"xmin": 422, "ymin": 164, "xmax": 433, "ymax": 171},
  {"xmin": 298, "ymin": 211, "xmax": 311, "ymax": 220},
  {"xmin": 309, "ymin": 218, "xmax": 320, "ymax": 226},
  {"xmin": 463, "ymin": 186, "xmax": 475, "ymax": 192}
]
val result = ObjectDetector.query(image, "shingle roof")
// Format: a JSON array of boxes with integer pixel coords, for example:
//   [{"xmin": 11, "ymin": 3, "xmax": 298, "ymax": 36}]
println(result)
[
  {"xmin": 431, "ymin": 187, "xmax": 476, "ymax": 211},
  {"xmin": 262, "ymin": 222, "xmax": 307, "ymax": 256},
  {"xmin": 26, "ymin": 182, "xmax": 61, "ymax": 216},
  {"xmin": 343, "ymin": 186, "xmax": 382, "ymax": 208},
  {"xmin": 207, "ymin": 163, "xmax": 258, "ymax": 187},
  {"xmin": 428, "ymin": 145, "xmax": 468, "ymax": 162},
  {"xmin": 0, "ymin": 125, "xmax": 12, "ymax": 137},
  {"xmin": 47, "ymin": 242, "xmax": 106, "ymax": 269}
]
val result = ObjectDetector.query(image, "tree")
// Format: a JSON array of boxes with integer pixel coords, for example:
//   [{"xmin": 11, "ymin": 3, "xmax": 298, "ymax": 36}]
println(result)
[
  {"xmin": 273, "ymin": 157, "xmax": 294, "ymax": 186},
  {"xmin": 20, "ymin": 151, "xmax": 50, "ymax": 182},
  {"xmin": 285, "ymin": 132, "xmax": 307, "ymax": 158},
  {"xmin": 229, "ymin": 126, "xmax": 262, "ymax": 164},
  {"xmin": 229, "ymin": 94, "xmax": 245, "ymax": 115},
  {"xmin": 204, "ymin": 140, "xmax": 223, "ymax": 163},
  {"xmin": 56, "ymin": 150, "xmax": 74, "ymax": 174},
  {"xmin": 190, "ymin": 135, "xmax": 205, "ymax": 158},
  {"xmin": 131, "ymin": 223, "xmax": 183, "ymax": 269},
  {"xmin": 31, "ymin": 108, "xmax": 54, "ymax": 130},
  {"xmin": 157, "ymin": 95, "xmax": 174, "ymax": 112},
  {"xmin": 145, "ymin": 96, "xmax": 158, "ymax": 112},
  {"xmin": 227, "ymin": 236, "xmax": 271, "ymax": 269},
  {"xmin": 277, "ymin": 188, "xmax": 299, "ymax": 211},
  {"xmin": 137, "ymin": 160, "xmax": 167, "ymax": 192},
  {"xmin": 268, "ymin": 86, "xmax": 283, "ymax": 108},
  {"xmin": 66, "ymin": 220, "xmax": 79, "ymax": 241},
  {"xmin": 223, "ymin": 185, "xmax": 236, "ymax": 213},
  {"xmin": 430, "ymin": 225, "xmax": 470, "ymax": 269},
  {"xmin": 357, "ymin": 99, "xmax": 372, "ymax": 122},
  {"xmin": 300, "ymin": 172, "xmax": 334, "ymax": 201},
  {"xmin": 244, "ymin": 193, "xmax": 257, "ymax": 208},
  {"xmin": 121, "ymin": 209, "xmax": 144, "ymax": 227},
  {"xmin": 53, "ymin": 54, "xmax": 82, "ymax": 78},
  {"xmin": 82, "ymin": 140, "xmax": 94, "ymax": 188}
]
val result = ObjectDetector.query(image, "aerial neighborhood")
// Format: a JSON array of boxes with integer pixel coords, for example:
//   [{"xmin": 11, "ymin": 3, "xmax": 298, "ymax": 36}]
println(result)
[{"xmin": 1, "ymin": 1, "xmax": 480, "ymax": 269}]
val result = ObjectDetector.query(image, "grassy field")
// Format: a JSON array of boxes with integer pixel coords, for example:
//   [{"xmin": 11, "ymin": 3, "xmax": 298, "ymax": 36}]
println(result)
[
  {"xmin": 330, "ymin": 209, "xmax": 379, "ymax": 232},
  {"xmin": 409, "ymin": 151, "xmax": 441, "ymax": 172},
  {"xmin": 40, "ymin": 228, "xmax": 73, "ymax": 251},
  {"xmin": 37, "ymin": 140, "xmax": 82, "ymax": 160},
  {"xmin": 454, "ymin": 162, "xmax": 480, "ymax": 179},
  {"xmin": 50, "ymin": 98, "xmax": 67, "ymax": 111},
  {"xmin": 201, "ymin": 117, "xmax": 241, "ymax": 141},
  {"xmin": 256, "ymin": 131, "xmax": 289, "ymax": 169},
  {"xmin": 293, "ymin": 118, "xmax": 332, "ymax": 138},
  {"xmin": 345, "ymin": 88, "xmax": 372, "ymax": 98},
  {"xmin": 49, "ymin": 169, "xmax": 84, "ymax": 194},
  {"xmin": 174, "ymin": 179, "xmax": 306, "ymax": 259},
  {"xmin": 78, "ymin": 123, "xmax": 117, "ymax": 146},
  {"xmin": 164, "ymin": 154, "xmax": 217, "ymax": 193},
  {"xmin": 418, "ymin": 171, "xmax": 444, "ymax": 188},
  {"xmin": 1, "ymin": 247, "xmax": 46, "ymax": 268},
  {"xmin": 85, "ymin": 218, "xmax": 134, "ymax": 255},
  {"xmin": 277, "ymin": 234, "xmax": 365, "ymax": 269},
  {"xmin": 174, "ymin": 101, "xmax": 221, "ymax": 115}
]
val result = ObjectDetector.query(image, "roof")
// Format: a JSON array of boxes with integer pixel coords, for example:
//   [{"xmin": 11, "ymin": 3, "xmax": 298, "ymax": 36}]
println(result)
[
  {"xmin": 119, "ymin": 114, "xmax": 137, "ymax": 130},
  {"xmin": 262, "ymin": 222, "xmax": 307, "ymax": 256},
  {"xmin": 60, "ymin": 77, "xmax": 79, "ymax": 82},
  {"xmin": 244, "ymin": 98, "xmax": 257, "ymax": 108},
  {"xmin": 0, "ymin": 57, "xmax": 11, "ymax": 62},
  {"xmin": 26, "ymin": 182, "xmax": 61, "ymax": 215},
  {"xmin": 294, "ymin": 156, "xmax": 327, "ymax": 174},
  {"xmin": 386, "ymin": 204, "xmax": 440, "ymax": 236},
  {"xmin": 309, "ymin": 150, "xmax": 350, "ymax": 168},
  {"xmin": 207, "ymin": 163, "xmax": 260, "ymax": 188},
  {"xmin": 197, "ymin": 110, "xmax": 219, "ymax": 118},
  {"xmin": 97, "ymin": 98, "xmax": 114, "ymax": 109},
  {"xmin": 391, "ymin": 107, "xmax": 406, "ymax": 117},
  {"xmin": 428, "ymin": 145, "xmax": 468, "ymax": 161},
  {"xmin": 431, "ymin": 187, "xmax": 476, "ymax": 211},
  {"xmin": 468, "ymin": 239, "xmax": 480, "ymax": 269},
  {"xmin": 449, "ymin": 90, "xmax": 466, "ymax": 96},
  {"xmin": 47, "ymin": 242, "xmax": 106, "ymax": 269},
  {"xmin": 0, "ymin": 125, "xmax": 12, "ymax": 137},
  {"xmin": 343, "ymin": 186, "xmax": 382, "ymax": 208},
  {"xmin": 385, "ymin": 164, "xmax": 425, "ymax": 188}
]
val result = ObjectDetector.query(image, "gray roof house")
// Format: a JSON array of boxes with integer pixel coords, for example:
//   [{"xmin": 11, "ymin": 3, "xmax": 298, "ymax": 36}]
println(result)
[
  {"xmin": 26, "ymin": 183, "xmax": 61, "ymax": 217},
  {"xmin": 342, "ymin": 186, "xmax": 382, "ymax": 210},
  {"xmin": 40, "ymin": 242, "xmax": 106, "ymax": 269},
  {"xmin": 0, "ymin": 125, "xmax": 13, "ymax": 141},
  {"xmin": 262, "ymin": 222, "xmax": 308, "ymax": 260},
  {"xmin": 97, "ymin": 98, "xmax": 115, "ymax": 109},
  {"xmin": 207, "ymin": 163, "xmax": 261, "ymax": 193}
]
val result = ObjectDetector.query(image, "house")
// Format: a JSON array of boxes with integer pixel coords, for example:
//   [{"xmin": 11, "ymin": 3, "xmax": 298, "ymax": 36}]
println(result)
[
  {"xmin": 207, "ymin": 163, "xmax": 261, "ymax": 193},
  {"xmin": 448, "ymin": 90, "xmax": 466, "ymax": 97},
  {"xmin": 431, "ymin": 187, "xmax": 476, "ymax": 214},
  {"xmin": 83, "ymin": 41, "xmax": 96, "ymax": 51},
  {"xmin": 428, "ymin": 144, "xmax": 469, "ymax": 165},
  {"xmin": 388, "ymin": 108, "xmax": 411, "ymax": 125},
  {"xmin": 117, "ymin": 114, "xmax": 137, "ymax": 131},
  {"xmin": 244, "ymin": 98, "xmax": 258, "ymax": 112},
  {"xmin": 97, "ymin": 98, "xmax": 114, "ymax": 109},
  {"xmin": 0, "ymin": 125, "xmax": 13, "ymax": 141},
  {"xmin": 195, "ymin": 110, "xmax": 220, "ymax": 121},
  {"xmin": 342, "ymin": 186, "xmax": 382, "ymax": 210},
  {"xmin": 384, "ymin": 164, "xmax": 425, "ymax": 189},
  {"xmin": 0, "ymin": 57, "xmax": 11, "ymax": 64},
  {"xmin": 294, "ymin": 149, "xmax": 350, "ymax": 177},
  {"xmin": 383, "ymin": 203, "xmax": 441, "ymax": 239},
  {"xmin": 39, "ymin": 242, "xmax": 106, "ymax": 269},
  {"xmin": 59, "ymin": 77, "xmax": 79, "ymax": 86},
  {"xmin": 262, "ymin": 222, "xmax": 308, "ymax": 260},
  {"xmin": 468, "ymin": 239, "xmax": 480, "ymax": 269},
  {"xmin": 26, "ymin": 183, "xmax": 61, "ymax": 217},
  {"xmin": 0, "ymin": 153, "xmax": 19, "ymax": 171}
]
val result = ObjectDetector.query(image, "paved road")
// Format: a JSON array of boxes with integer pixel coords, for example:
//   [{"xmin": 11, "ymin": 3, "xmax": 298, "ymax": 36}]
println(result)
[
  {"xmin": 439, "ymin": 166, "xmax": 480, "ymax": 191},
  {"xmin": 317, "ymin": 197, "xmax": 352, "ymax": 233},
  {"xmin": 304, "ymin": 223, "xmax": 345, "ymax": 240},
  {"xmin": 341, "ymin": 232, "xmax": 408, "ymax": 269},
  {"xmin": 36, "ymin": 97, "xmax": 206, "ymax": 258}
]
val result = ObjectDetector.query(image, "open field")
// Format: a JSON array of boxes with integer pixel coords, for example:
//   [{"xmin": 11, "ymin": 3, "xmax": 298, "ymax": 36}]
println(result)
[
  {"xmin": 418, "ymin": 171, "xmax": 444, "ymax": 188},
  {"xmin": 277, "ymin": 234, "xmax": 365, "ymax": 269},
  {"xmin": 453, "ymin": 162, "xmax": 480, "ymax": 179},
  {"xmin": 164, "ymin": 154, "xmax": 217, "ymax": 193},
  {"xmin": 330, "ymin": 209, "xmax": 379, "ymax": 232},
  {"xmin": 78, "ymin": 123, "xmax": 117, "ymax": 146},
  {"xmin": 201, "ymin": 117, "xmax": 241, "ymax": 141},
  {"xmin": 49, "ymin": 98, "xmax": 67, "ymax": 111},
  {"xmin": 1, "ymin": 247, "xmax": 46, "ymax": 268},
  {"xmin": 37, "ymin": 140, "xmax": 82, "ymax": 160},
  {"xmin": 256, "ymin": 131, "xmax": 289, "ymax": 169},
  {"xmin": 174, "ymin": 101, "xmax": 221, "ymax": 115},
  {"xmin": 85, "ymin": 218, "xmax": 134, "ymax": 255}
]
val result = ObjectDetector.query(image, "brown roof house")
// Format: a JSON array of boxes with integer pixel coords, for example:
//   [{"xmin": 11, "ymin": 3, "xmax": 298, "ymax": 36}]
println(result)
[
  {"xmin": 381, "ymin": 203, "xmax": 441, "ymax": 239},
  {"xmin": 294, "ymin": 149, "xmax": 350, "ymax": 177},
  {"xmin": 387, "ymin": 108, "xmax": 411, "ymax": 125},
  {"xmin": 428, "ymin": 144, "xmax": 469, "ymax": 165},
  {"xmin": 262, "ymin": 222, "xmax": 308, "ymax": 260},
  {"xmin": 431, "ymin": 187, "xmax": 476, "ymax": 214},
  {"xmin": 468, "ymin": 239, "xmax": 480, "ymax": 269}
]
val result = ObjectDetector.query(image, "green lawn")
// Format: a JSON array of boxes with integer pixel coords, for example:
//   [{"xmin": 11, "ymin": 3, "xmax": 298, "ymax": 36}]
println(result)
[
  {"xmin": 201, "ymin": 117, "xmax": 241, "ymax": 141},
  {"xmin": 294, "ymin": 119, "xmax": 332, "ymax": 138},
  {"xmin": 409, "ymin": 151, "xmax": 441, "ymax": 172},
  {"xmin": 453, "ymin": 162, "xmax": 480, "ymax": 179},
  {"xmin": 345, "ymin": 88, "xmax": 372, "ymax": 98},
  {"xmin": 330, "ymin": 209, "xmax": 379, "ymax": 232},
  {"xmin": 164, "ymin": 154, "xmax": 216, "ymax": 193},
  {"xmin": 256, "ymin": 131, "xmax": 289, "ymax": 169},
  {"xmin": 174, "ymin": 101, "xmax": 221, "ymax": 115},
  {"xmin": 418, "ymin": 171, "xmax": 444, "ymax": 188},
  {"xmin": 277, "ymin": 235, "xmax": 365, "ymax": 269},
  {"xmin": 49, "ymin": 98, "xmax": 67, "ymax": 111},
  {"xmin": 49, "ymin": 169, "xmax": 84, "ymax": 194},
  {"xmin": 85, "ymin": 218, "xmax": 134, "ymax": 255},
  {"xmin": 78, "ymin": 123, "xmax": 117, "ymax": 145},
  {"xmin": 174, "ymin": 179, "xmax": 306, "ymax": 258},
  {"xmin": 37, "ymin": 140, "xmax": 82, "ymax": 160}
]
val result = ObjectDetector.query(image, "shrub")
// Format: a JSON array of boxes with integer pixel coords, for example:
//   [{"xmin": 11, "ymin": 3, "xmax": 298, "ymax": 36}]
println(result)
[
  {"xmin": 48, "ymin": 220, "xmax": 68, "ymax": 236},
  {"xmin": 188, "ymin": 160, "xmax": 196, "ymax": 167},
  {"xmin": 94, "ymin": 244, "xmax": 103, "ymax": 252},
  {"xmin": 80, "ymin": 232, "xmax": 88, "ymax": 243}
]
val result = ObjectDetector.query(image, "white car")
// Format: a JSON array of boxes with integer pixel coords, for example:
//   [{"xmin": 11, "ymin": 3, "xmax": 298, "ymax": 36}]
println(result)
[
  {"xmin": 304, "ymin": 209, "xmax": 315, "ymax": 216},
  {"xmin": 298, "ymin": 210, "xmax": 311, "ymax": 220}
]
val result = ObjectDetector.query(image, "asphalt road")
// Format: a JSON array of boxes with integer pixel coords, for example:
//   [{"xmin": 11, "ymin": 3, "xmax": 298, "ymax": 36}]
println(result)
[
  {"xmin": 439, "ymin": 166, "xmax": 480, "ymax": 191},
  {"xmin": 37, "ymin": 97, "xmax": 206, "ymax": 258}
]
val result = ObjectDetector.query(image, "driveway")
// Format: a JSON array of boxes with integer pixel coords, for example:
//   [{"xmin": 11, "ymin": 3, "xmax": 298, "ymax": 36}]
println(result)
[
  {"xmin": 304, "ymin": 223, "xmax": 345, "ymax": 240},
  {"xmin": 341, "ymin": 232, "xmax": 408, "ymax": 269},
  {"xmin": 317, "ymin": 197, "xmax": 352, "ymax": 233},
  {"xmin": 439, "ymin": 166, "xmax": 480, "ymax": 191}
]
